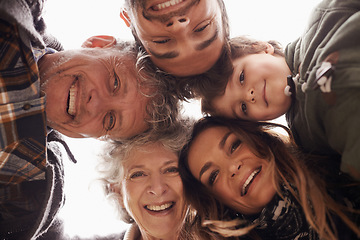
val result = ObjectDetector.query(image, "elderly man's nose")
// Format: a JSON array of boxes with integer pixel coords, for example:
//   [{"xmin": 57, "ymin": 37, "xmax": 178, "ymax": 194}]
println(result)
[{"xmin": 86, "ymin": 89, "xmax": 105, "ymax": 115}]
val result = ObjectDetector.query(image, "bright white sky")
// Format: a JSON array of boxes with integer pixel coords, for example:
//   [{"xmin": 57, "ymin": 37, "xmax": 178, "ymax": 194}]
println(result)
[{"xmin": 42, "ymin": 0, "xmax": 321, "ymax": 238}]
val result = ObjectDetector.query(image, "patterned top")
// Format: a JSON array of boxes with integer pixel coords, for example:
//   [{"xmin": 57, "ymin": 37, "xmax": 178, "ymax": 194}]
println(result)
[
  {"xmin": 0, "ymin": 19, "xmax": 47, "ymax": 199},
  {"xmin": 249, "ymin": 189, "xmax": 319, "ymax": 240}
]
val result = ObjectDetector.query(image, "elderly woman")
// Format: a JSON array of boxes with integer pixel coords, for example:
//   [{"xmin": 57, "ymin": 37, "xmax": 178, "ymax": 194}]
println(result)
[{"xmin": 98, "ymin": 119, "xmax": 225, "ymax": 240}]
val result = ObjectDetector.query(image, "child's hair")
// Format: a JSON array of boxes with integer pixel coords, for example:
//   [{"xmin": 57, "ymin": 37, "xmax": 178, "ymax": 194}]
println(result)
[
  {"xmin": 179, "ymin": 116, "xmax": 360, "ymax": 240},
  {"xmin": 201, "ymin": 36, "xmax": 284, "ymax": 116},
  {"xmin": 157, "ymin": 43, "xmax": 234, "ymax": 101}
]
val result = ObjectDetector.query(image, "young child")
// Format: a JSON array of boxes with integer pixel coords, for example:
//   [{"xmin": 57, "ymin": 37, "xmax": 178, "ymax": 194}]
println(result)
[
  {"xmin": 179, "ymin": 116, "xmax": 360, "ymax": 240},
  {"xmin": 200, "ymin": 0, "xmax": 360, "ymax": 180}
]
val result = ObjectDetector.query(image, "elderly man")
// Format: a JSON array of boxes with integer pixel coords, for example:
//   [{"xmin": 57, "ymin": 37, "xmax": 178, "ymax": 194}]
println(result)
[
  {"xmin": 120, "ymin": 0, "xmax": 229, "ymax": 77},
  {"xmin": 0, "ymin": 0, "xmax": 176, "ymax": 239}
]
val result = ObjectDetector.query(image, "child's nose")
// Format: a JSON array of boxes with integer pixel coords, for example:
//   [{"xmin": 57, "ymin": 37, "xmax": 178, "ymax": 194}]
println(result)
[{"xmin": 246, "ymin": 88, "xmax": 256, "ymax": 103}]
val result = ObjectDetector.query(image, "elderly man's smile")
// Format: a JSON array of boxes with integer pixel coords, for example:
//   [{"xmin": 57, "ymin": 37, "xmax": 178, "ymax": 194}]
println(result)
[{"xmin": 67, "ymin": 79, "xmax": 79, "ymax": 118}]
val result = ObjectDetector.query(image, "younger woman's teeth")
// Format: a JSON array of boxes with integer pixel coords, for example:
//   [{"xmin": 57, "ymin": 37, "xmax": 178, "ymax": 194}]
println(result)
[
  {"xmin": 146, "ymin": 202, "xmax": 173, "ymax": 212},
  {"xmin": 241, "ymin": 167, "xmax": 261, "ymax": 196}
]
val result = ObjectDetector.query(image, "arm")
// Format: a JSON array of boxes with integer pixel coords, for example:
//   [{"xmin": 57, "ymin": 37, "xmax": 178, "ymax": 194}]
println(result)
[{"xmin": 0, "ymin": 18, "xmax": 47, "ymax": 185}]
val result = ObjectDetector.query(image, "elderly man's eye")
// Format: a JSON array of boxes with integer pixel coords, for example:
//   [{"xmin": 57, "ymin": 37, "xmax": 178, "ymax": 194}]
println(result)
[
  {"xmin": 103, "ymin": 112, "xmax": 116, "ymax": 131},
  {"xmin": 113, "ymin": 74, "xmax": 120, "ymax": 92}
]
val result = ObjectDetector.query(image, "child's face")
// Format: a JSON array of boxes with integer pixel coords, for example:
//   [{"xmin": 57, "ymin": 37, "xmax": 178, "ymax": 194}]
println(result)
[
  {"xmin": 187, "ymin": 126, "xmax": 276, "ymax": 215},
  {"xmin": 212, "ymin": 51, "xmax": 292, "ymax": 121}
]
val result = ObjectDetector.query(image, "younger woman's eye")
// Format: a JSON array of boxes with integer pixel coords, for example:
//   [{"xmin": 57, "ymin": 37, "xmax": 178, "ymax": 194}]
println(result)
[
  {"xmin": 239, "ymin": 71, "xmax": 245, "ymax": 84},
  {"xmin": 230, "ymin": 139, "xmax": 242, "ymax": 154},
  {"xmin": 195, "ymin": 23, "xmax": 210, "ymax": 32},
  {"xmin": 103, "ymin": 112, "xmax": 116, "ymax": 132},
  {"xmin": 208, "ymin": 170, "xmax": 219, "ymax": 186},
  {"xmin": 153, "ymin": 39, "xmax": 170, "ymax": 44}
]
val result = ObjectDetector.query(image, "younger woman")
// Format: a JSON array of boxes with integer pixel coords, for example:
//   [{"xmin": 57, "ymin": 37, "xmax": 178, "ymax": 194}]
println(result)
[{"xmin": 179, "ymin": 117, "xmax": 360, "ymax": 240}]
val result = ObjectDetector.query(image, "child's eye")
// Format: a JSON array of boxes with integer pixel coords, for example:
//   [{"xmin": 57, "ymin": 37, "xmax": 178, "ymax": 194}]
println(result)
[
  {"xmin": 208, "ymin": 170, "xmax": 219, "ymax": 186},
  {"xmin": 241, "ymin": 103, "xmax": 247, "ymax": 114},
  {"xmin": 230, "ymin": 139, "xmax": 242, "ymax": 154},
  {"xmin": 239, "ymin": 71, "xmax": 245, "ymax": 84}
]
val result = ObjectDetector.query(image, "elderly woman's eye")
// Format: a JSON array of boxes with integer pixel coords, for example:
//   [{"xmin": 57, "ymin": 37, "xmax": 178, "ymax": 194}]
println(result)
[
  {"xmin": 130, "ymin": 171, "xmax": 146, "ymax": 179},
  {"xmin": 164, "ymin": 167, "xmax": 179, "ymax": 175},
  {"xmin": 166, "ymin": 167, "xmax": 179, "ymax": 173}
]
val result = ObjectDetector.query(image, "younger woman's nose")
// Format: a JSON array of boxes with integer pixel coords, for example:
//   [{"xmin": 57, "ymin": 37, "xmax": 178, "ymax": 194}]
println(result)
[{"xmin": 230, "ymin": 164, "xmax": 241, "ymax": 178}]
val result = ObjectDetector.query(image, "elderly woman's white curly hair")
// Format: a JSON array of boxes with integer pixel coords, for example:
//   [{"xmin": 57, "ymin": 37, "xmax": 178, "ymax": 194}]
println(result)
[{"xmin": 97, "ymin": 117, "xmax": 194, "ymax": 223}]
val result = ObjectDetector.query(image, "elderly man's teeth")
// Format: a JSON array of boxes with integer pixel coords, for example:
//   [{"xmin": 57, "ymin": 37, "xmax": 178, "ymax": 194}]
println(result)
[
  {"xmin": 241, "ymin": 167, "xmax": 261, "ymax": 196},
  {"xmin": 67, "ymin": 83, "xmax": 77, "ymax": 116},
  {"xmin": 155, "ymin": 0, "xmax": 183, "ymax": 10},
  {"xmin": 146, "ymin": 202, "xmax": 173, "ymax": 211}
]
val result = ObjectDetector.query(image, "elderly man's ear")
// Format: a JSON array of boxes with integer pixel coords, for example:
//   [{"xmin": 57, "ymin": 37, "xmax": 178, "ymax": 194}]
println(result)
[
  {"xmin": 81, "ymin": 35, "xmax": 117, "ymax": 48},
  {"xmin": 120, "ymin": 8, "xmax": 131, "ymax": 27}
]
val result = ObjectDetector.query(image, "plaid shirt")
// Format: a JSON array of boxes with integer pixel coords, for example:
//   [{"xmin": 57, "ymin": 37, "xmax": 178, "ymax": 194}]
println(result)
[{"xmin": 0, "ymin": 19, "xmax": 47, "ymax": 190}]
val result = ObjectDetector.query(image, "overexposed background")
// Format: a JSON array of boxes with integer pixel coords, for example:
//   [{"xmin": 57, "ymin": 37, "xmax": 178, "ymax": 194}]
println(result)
[{"xmin": 43, "ymin": 0, "xmax": 321, "ymax": 238}]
